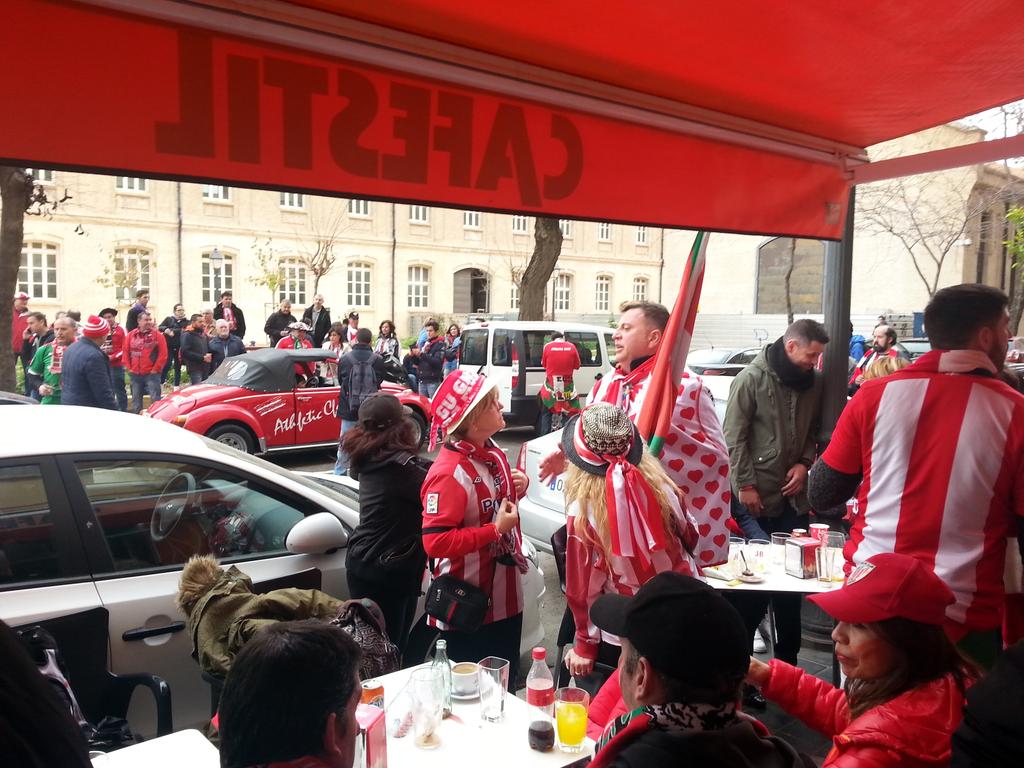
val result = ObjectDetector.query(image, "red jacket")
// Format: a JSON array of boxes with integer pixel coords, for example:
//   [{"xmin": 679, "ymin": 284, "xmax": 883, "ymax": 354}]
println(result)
[
  {"xmin": 102, "ymin": 324, "xmax": 126, "ymax": 367},
  {"xmin": 763, "ymin": 659, "xmax": 967, "ymax": 767},
  {"xmin": 11, "ymin": 309, "xmax": 28, "ymax": 354},
  {"xmin": 123, "ymin": 327, "xmax": 168, "ymax": 375}
]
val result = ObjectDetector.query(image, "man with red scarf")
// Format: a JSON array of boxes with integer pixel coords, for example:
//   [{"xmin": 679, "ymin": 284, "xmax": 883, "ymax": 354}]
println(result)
[
  {"xmin": 28, "ymin": 316, "xmax": 75, "ymax": 405},
  {"xmin": 540, "ymin": 302, "xmax": 732, "ymax": 567}
]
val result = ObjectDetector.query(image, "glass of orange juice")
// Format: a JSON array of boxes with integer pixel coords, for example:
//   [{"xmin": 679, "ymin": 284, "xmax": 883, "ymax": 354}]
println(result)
[{"xmin": 555, "ymin": 687, "xmax": 590, "ymax": 753}]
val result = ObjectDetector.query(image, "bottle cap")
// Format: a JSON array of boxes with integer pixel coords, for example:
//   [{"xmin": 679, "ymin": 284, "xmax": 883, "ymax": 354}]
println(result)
[{"xmin": 531, "ymin": 647, "xmax": 546, "ymax": 660}]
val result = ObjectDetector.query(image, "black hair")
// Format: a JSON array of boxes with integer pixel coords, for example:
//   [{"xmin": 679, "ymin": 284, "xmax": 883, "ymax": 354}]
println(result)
[
  {"xmin": 622, "ymin": 642, "xmax": 742, "ymax": 707},
  {"xmin": 784, "ymin": 318, "xmax": 830, "ymax": 345},
  {"xmin": 619, "ymin": 301, "xmax": 670, "ymax": 332},
  {"xmin": 924, "ymin": 283, "xmax": 1008, "ymax": 350},
  {"xmin": 135, "ymin": 289, "xmax": 148, "ymax": 299},
  {"xmin": 218, "ymin": 621, "xmax": 362, "ymax": 768},
  {"xmin": 0, "ymin": 620, "xmax": 91, "ymax": 768},
  {"xmin": 378, "ymin": 319, "xmax": 396, "ymax": 338},
  {"xmin": 424, "ymin": 320, "xmax": 439, "ymax": 332},
  {"xmin": 26, "ymin": 311, "xmax": 47, "ymax": 324},
  {"xmin": 550, "ymin": 331, "xmax": 564, "ymax": 340},
  {"xmin": 355, "ymin": 327, "xmax": 372, "ymax": 344}
]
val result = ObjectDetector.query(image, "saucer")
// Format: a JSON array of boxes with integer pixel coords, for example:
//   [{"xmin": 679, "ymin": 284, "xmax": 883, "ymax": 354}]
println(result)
[
  {"xmin": 452, "ymin": 690, "xmax": 479, "ymax": 701},
  {"xmin": 737, "ymin": 573, "xmax": 765, "ymax": 584}
]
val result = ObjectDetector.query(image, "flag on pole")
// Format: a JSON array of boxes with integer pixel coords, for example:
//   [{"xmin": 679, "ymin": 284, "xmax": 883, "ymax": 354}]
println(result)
[{"xmin": 637, "ymin": 231, "xmax": 709, "ymax": 457}]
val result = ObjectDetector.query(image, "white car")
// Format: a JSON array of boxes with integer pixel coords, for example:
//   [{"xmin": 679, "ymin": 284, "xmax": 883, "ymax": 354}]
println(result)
[
  {"xmin": 516, "ymin": 372, "xmax": 729, "ymax": 553},
  {"xmin": 0, "ymin": 407, "xmax": 543, "ymax": 735}
]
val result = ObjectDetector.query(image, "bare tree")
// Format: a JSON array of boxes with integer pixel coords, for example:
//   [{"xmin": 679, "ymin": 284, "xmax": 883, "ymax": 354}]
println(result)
[
  {"xmin": 0, "ymin": 167, "xmax": 69, "ymax": 391},
  {"xmin": 249, "ymin": 235, "xmax": 283, "ymax": 312},
  {"xmin": 783, "ymin": 238, "xmax": 796, "ymax": 324},
  {"xmin": 517, "ymin": 217, "xmax": 563, "ymax": 320},
  {"xmin": 296, "ymin": 203, "xmax": 347, "ymax": 295}
]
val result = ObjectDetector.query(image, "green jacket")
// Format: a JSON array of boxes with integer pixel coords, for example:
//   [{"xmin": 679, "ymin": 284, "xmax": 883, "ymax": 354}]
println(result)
[
  {"xmin": 186, "ymin": 566, "xmax": 341, "ymax": 677},
  {"xmin": 722, "ymin": 344, "xmax": 822, "ymax": 515}
]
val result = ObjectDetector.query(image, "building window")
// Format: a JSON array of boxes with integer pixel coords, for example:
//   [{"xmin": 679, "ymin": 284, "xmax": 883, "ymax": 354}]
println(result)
[
  {"xmin": 408, "ymin": 265, "xmax": 430, "ymax": 308},
  {"xmin": 409, "ymin": 205, "xmax": 430, "ymax": 224},
  {"xmin": 635, "ymin": 226, "xmax": 648, "ymax": 245},
  {"xmin": 348, "ymin": 199, "xmax": 370, "ymax": 217},
  {"xmin": 559, "ymin": 219, "xmax": 573, "ymax": 238},
  {"xmin": 464, "ymin": 210, "xmax": 481, "ymax": 229},
  {"xmin": 595, "ymin": 275, "xmax": 611, "ymax": 312},
  {"xmin": 116, "ymin": 177, "xmax": 148, "ymax": 193},
  {"xmin": 202, "ymin": 185, "xmax": 231, "ymax": 201},
  {"xmin": 347, "ymin": 261, "xmax": 372, "ymax": 307},
  {"xmin": 113, "ymin": 246, "xmax": 152, "ymax": 302},
  {"xmin": 26, "ymin": 168, "xmax": 54, "ymax": 184},
  {"xmin": 512, "ymin": 215, "xmax": 529, "ymax": 233},
  {"xmin": 554, "ymin": 274, "xmax": 572, "ymax": 312},
  {"xmin": 202, "ymin": 252, "xmax": 234, "ymax": 304},
  {"xmin": 18, "ymin": 241, "xmax": 58, "ymax": 300},
  {"xmin": 279, "ymin": 259, "xmax": 307, "ymax": 306},
  {"xmin": 510, "ymin": 272, "xmax": 522, "ymax": 310},
  {"xmin": 632, "ymin": 276, "xmax": 648, "ymax": 303},
  {"xmin": 280, "ymin": 192, "xmax": 305, "ymax": 210},
  {"xmin": 598, "ymin": 222, "xmax": 612, "ymax": 241}
]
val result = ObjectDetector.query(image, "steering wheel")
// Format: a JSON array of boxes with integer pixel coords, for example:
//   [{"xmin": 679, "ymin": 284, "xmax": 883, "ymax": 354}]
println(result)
[
  {"xmin": 151, "ymin": 472, "xmax": 198, "ymax": 542},
  {"xmin": 305, "ymin": 375, "xmax": 322, "ymax": 388}
]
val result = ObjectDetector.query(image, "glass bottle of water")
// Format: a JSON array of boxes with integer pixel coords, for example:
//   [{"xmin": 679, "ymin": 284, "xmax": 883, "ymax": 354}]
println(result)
[{"xmin": 431, "ymin": 638, "xmax": 453, "ymax": 717}]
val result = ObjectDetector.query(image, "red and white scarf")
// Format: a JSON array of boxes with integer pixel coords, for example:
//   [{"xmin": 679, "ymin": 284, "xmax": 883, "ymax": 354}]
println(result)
[
  {"xmin": 48, "ymin": 340, "xmax": 69, "ymax": 375},
  {"xmin": 448, "ymin": 438, "xmax": 528, "ymax": 574},
  {"xmin": 596, "ymin": 356, "xmax": 656, "ymax": 411},
  {"xmin": 571, "ymin": 416, "xmax": 667, "ymax": 568}
]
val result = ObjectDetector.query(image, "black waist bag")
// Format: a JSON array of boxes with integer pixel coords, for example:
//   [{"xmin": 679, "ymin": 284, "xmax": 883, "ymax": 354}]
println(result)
[{"xmin": 424, "ymin": 574, "xmax": 490, "ymax": 633}]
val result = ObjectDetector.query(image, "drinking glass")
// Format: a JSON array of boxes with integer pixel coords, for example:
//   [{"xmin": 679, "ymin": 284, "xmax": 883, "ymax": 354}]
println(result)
[
  {"xmin": 409, "ymin": 667, "xmax": 444, "ymax": 749},
  {"xmin": 816, "ymin": 532, "xmax": 847, "ymax": 585},
  {"xmin": 746, "ymin": 539, "xmax": 770, "ymax": 574},
  {"xmin": 770, "ymin": 533, "xmax": 791, "ymax": 569},
  {"xmin": 555, "ymin": 687, "xmax": 590, "ymax": 753},
  {"xmin": 727, "ymin": 536, "xmax": 746, "ymax": 575},
  {"xmin": 478, "ymin": 656, "xmax": 510, "ymax": 722}
]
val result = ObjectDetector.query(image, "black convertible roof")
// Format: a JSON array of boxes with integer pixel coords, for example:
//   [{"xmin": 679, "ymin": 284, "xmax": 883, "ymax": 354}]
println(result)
[{"xmin": 205, "ymin": 348, "xmax": 334, "ymax": 393}]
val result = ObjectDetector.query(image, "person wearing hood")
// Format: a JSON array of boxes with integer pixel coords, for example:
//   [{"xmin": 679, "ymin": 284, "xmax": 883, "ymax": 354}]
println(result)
[
  {"xmin": 342, "ymin": 393, "xmax": 428, "ymax": 656},
  {"xmin": 175, "ymin": 554, "xmax": 341, "ymax": 678},
  {"xmin": 587, "ymin": 572, "xmax": 815, "ymax": 768},
  {"xmin": 722, "ymin": 318, "xmax": 828, "ymax": 705},
  {"xmin": 747, "ymin": 553, "xmax": 978, "ymax": 767}
]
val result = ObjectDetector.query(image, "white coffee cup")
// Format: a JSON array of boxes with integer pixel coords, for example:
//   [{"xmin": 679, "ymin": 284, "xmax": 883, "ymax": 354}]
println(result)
[{"xmin": 451, "ymin": 661, "xmax": 479, "ymax": 696}]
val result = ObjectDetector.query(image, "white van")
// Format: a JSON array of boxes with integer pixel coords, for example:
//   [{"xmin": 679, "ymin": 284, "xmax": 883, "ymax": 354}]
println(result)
[{"xmin": 458, "ymin": 321, "xmax": 615, "ymax": 427}]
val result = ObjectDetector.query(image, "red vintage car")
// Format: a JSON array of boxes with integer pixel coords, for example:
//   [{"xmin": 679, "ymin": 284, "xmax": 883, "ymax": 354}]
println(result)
[{"xmin": 147, "ymin": 348, "xmax": 431, "ymax": 454}]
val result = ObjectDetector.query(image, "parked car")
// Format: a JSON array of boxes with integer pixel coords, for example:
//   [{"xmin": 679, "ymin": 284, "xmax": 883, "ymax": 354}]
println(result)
[
  {"xmin": 685, "ymin": 346, "xmax": 759, "ymax": 375},
  {"xmin": 894, "ymin": 337, "xmax": 931, "ymax": 361},
  {"xmin": 458, "ymin": 321, "xmax": 615, "ymax": 427},
  {"xmin": 0, "ymin": 390, "xmax": 38, "ymax": 405},
  {"xmin": 0, "ymin": 407, "xmax": 544, "ymax": 735},
  {"xmin": 147, "ymin": 348, "xmax": 431, "ymax": 454}
]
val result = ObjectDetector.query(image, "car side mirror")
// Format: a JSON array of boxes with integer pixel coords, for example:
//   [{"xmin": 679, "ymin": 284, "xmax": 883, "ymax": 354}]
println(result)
[{"xmin": 286, "ymin": 512, "xmax": 348, "ymax": 555}]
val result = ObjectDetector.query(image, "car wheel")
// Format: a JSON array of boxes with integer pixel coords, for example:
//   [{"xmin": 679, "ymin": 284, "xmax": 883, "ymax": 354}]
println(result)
[
  {"xmin": 408, "ymin": 409, "xmax": 428, "ymax": 446},
  {"xmin": 404, "ymin": 615, "xmax": 441, "ymax": 663},
  {"xmin": 207, "ymin": 424, "xmax": 256, "ymax": 453}
]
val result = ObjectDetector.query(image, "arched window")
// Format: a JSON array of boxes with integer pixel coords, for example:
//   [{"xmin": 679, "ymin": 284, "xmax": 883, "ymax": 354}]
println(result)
[{"xmin": 18, "ymin": 241, "xmax": 59, "ymax": 300}]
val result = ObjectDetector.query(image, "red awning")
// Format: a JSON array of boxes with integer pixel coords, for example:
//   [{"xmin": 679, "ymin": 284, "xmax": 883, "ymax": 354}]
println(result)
[{"xmin": 4, "ymin": 0, "xmax": 1024, "ymax": 239}]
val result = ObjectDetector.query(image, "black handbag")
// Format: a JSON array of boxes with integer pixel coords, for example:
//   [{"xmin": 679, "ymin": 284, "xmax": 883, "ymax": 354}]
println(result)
[{"xmin": 424, "ymin": 573, "xmax": 491, "ymax": 633}]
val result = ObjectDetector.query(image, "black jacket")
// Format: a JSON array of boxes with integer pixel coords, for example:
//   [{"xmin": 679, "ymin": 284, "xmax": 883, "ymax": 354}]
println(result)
[
  {"xmin": 952, "ymin": 638, "xmax": 1024, "ymax": 767},
  {"xmin": 21, "ymin": 329, "xmax": 53, "ymax": 368},
  {"xmin": 417, "ymin": 337, "xmax": 446, "ymax": 383},
  {"xmin": 213, "ymin": 303, "xmax": 247, "ymax": 341},
  {"xmin": 605, "ymin": 720, "xmax": 814, "ymax": 768},
  {"xmin": 180, "ymin": 327, "xmax": 210, "ymax": 373},
  {"xmin": 301, "ymin": 305, "xmax": 332, "ymax": 347},
  {"xmin": 158, "ymin": 315, "xmax": 189, "ymax": 352},
  {"xmin": 346, "ymin": 451, "xmax": 428, "ymax": 591},
  {"xmin": 337, "ymin": 344, "xmax": 387, "ymax": 421},
  {"xmin": 263, "ymin": 311, "xmax": 297, "ymax": 347}
]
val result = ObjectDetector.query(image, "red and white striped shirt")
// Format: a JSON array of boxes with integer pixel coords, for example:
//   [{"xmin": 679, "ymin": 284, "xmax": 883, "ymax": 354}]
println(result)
[
  {"xmin": 566, "ymin": 484, "xmax": 699, "ymax": 659},
  {"xmin": 821, "ymin": 349, "xmax": 1024, "ymax": 634},
  {"xmin": 421, "ymin": 445, "xmax": 524, "ymax": 629}
]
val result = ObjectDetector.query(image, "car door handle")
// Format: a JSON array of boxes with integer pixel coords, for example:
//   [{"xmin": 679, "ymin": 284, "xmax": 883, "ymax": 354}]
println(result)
[
  {"xmin": 122, "ymin": 622, "xmax": 186, "ymax": 642},
  {"xmin": 297, "ymin": 396, "xmax": 313, "ymax": 402}
]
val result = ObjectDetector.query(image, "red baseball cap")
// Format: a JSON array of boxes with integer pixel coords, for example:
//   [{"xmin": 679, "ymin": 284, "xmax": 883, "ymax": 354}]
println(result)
[{"xmin": 808, "ymin": 552, "xmax": 955, "ymax": 626}]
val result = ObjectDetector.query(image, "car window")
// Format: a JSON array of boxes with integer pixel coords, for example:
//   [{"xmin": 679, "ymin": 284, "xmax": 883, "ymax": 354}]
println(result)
[
  {"xmin": 74, "ymin": 459, "xmax": 305, "ymax": 573},
  {"xmin": 564, "ymin": 332, "xmax": 602, "ymax": 367},
  {"xmin": 492, "ymin": 329, "xmax": 515, "ymax": 366},
  {"xmin": 522, "ymin": 331, "xmax": 548, "ymax": 367},
  {"xmin": 460, "ymin": 329, "xmax": 488, "ymax": 367},
  {"xmin": 730, "ymin": 350, "xmax": 758, "ymax": 365},
  {"xmin": 0, "ymin": 464, "xmax": 62, "ymax": 585}
]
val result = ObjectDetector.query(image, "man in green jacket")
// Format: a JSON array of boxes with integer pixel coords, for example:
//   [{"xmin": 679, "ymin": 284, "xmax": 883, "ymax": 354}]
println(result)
[{"xmin": 722, "ymin": 319, "xmax": 828, "ymax": 674}]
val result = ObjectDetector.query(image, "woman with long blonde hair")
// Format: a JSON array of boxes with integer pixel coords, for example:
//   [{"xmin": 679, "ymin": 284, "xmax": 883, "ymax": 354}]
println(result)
[{"xmin": 562, "ymin": 403, "xmax": 700, "ymax": 677}]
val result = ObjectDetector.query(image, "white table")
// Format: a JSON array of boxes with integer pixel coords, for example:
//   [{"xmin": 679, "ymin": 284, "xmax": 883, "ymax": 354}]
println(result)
[
  {"xmin": 377, "ymin": 666, "xmax": 594, "ymax": 768},
  {"xmin": 90, "ymin": 729, "xmax": 218, "ymax": 767},
  {"xmin": 704, "ymin": 544, "xmax": 844, "ymax": 593}
]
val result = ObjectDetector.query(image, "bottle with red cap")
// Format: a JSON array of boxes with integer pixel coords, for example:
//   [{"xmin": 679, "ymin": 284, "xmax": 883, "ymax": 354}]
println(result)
[{"xmin": 526, "ymin": 647, "xmax": 555, "ymax": 751}]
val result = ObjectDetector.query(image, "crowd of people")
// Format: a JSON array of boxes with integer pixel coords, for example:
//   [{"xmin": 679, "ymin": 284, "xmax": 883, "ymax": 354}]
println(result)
[{"xmin": 7, "ymin": 283, "xmax": 1024, "ymax": 767}]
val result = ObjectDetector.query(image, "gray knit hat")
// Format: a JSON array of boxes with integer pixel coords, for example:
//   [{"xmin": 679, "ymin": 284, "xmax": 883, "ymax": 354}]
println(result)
[{"xmin": 561, "ymin": 403, "xmax": 644, "ymax": 475}]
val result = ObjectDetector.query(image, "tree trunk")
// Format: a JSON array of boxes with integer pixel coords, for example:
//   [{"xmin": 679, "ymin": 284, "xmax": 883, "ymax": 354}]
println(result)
[
  {"xmin": 517, "ymin": 217, "xmax": 563, "ymax": 321},
  {"xmin": 0, "ymin": 167, "xmax": 31, "ymax": 393},
  {"xmin": 784, "ymin": 238, "xmax": 796, "ymax": 324}
]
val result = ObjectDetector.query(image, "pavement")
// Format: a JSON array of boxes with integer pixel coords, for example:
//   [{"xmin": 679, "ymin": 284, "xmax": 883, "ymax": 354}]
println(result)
[{"xmin": 269, "ymin": 425, "xmax": 833, "ymax": 762}]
